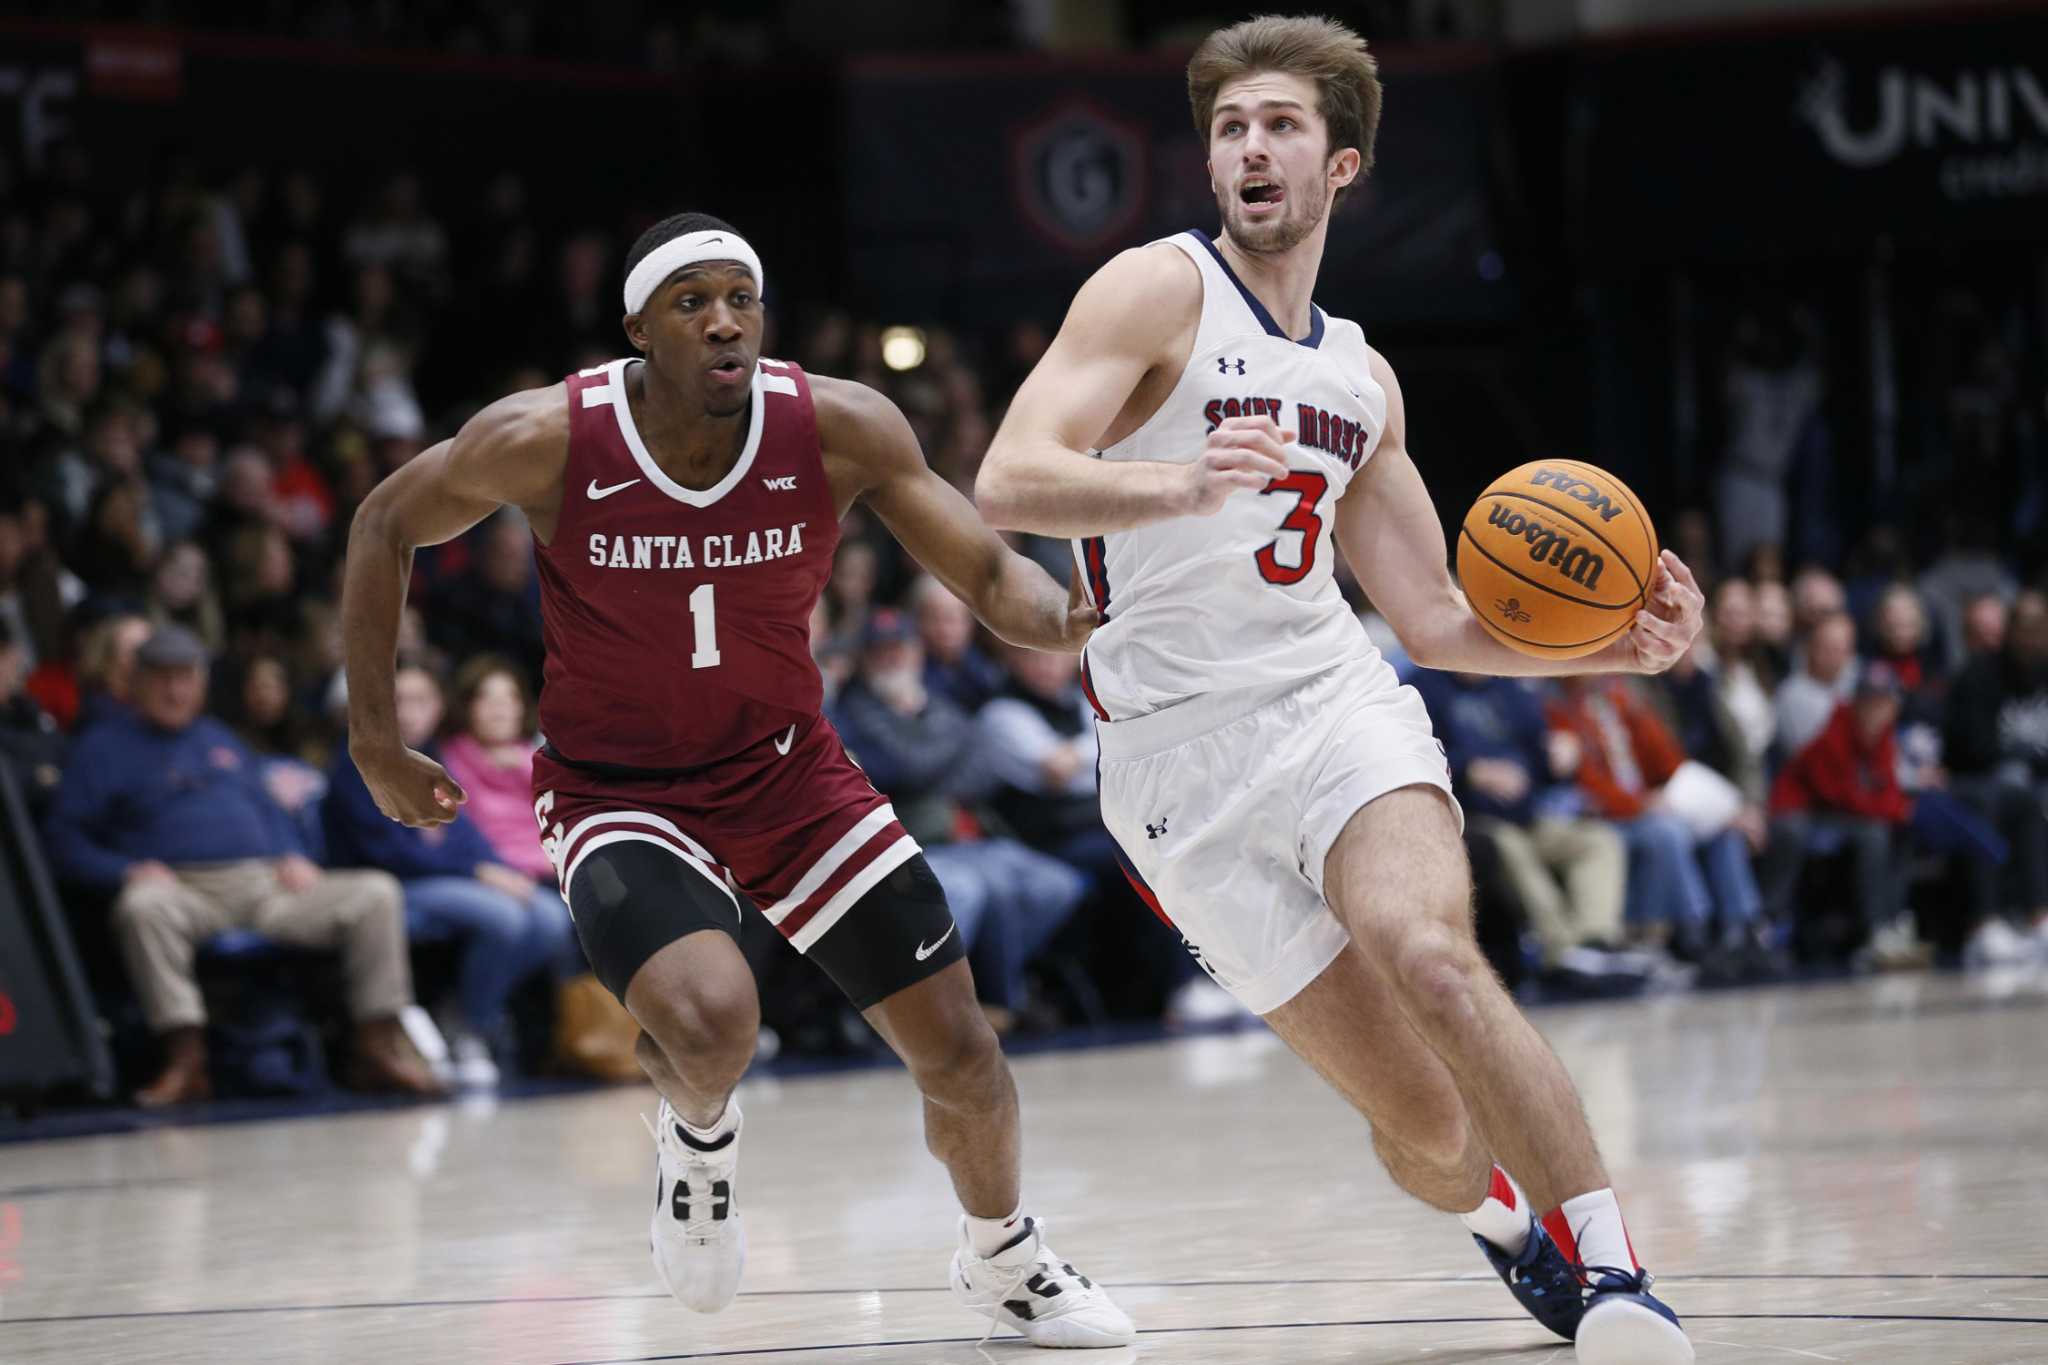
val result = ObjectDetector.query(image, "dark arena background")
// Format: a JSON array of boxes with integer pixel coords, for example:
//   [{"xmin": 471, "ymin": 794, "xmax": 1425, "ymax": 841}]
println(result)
[{"xmin": 2, "ymin": 2, "xmax": 2046, "ymax": 1361}]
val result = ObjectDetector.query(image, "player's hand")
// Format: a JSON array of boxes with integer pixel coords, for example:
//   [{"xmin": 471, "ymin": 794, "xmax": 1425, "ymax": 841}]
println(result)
[
  {"xmin": 1624, "ymin": 550, "xmax": 1706, "ymax": 674},
  {"xmin": 1175, "ymin": 416, "xmax": 1294, "ymax": 516},
  {"xmin": 1056, "ymin": 562, "xmax": 1102, "ymax": 650},
  {"xmin": 353, "ymin": 739, "xmax": 467, "ymax": 828}
]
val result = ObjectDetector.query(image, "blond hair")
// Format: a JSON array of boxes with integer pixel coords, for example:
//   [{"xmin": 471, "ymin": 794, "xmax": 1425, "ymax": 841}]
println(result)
[{"xmin": 1187, "ymin": 14, "xmax": 1382, "ymax": 201}]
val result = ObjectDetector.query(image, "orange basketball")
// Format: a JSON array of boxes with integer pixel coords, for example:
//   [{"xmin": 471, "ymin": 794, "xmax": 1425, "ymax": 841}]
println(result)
[{"xmin": 1455, "ymin": 459, "xmax": 1658, "ymax": 660}]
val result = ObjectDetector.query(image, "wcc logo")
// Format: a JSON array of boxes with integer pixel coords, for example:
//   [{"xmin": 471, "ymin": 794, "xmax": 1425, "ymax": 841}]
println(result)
[{"xmin": 1013, "ymin": 100, "xmax": 1147, "ymax": 252}]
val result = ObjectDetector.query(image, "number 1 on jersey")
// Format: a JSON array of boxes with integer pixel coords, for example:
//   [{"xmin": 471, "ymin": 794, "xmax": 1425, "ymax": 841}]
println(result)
[
  {"xmin": 689, "ymin": 582, "xmax": 722, "ymax": 669},
  {"xmin": 1255, "ymin": 471, "xmax": 1329, "ymax": 586}
]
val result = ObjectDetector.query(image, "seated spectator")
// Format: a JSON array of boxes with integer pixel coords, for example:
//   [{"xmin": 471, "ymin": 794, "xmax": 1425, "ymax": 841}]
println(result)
[
  {"xmin": 70, "ymin": 609, "xmax": 153, "ymax": 732},
  {"xmin": 223, "ymin": 650, "xmax": 330, "ymax": 854},
  {"xmin": 0, "ymin": 617, "xmax": 65, "ymax": 815},
  {"xmin": 1945, "ymin": 589, "xmax": 2048, "ymax": 959},
  {"xmin": 1550, "ymin": 675, "xmax": 1766, "ymax": 968},
  {"xmin": 439, "ymin": 657, "xmax": 557, "ymax": 885},
  {"xmin": 0, "ymin": 492, "xmax": 87, "ymax": 672},
  {"xmin": 147, "ymin": 422, "xmax": 222, "ymax": 547},
  {"xmin": 427, "ymin": 510, "xmax": 545, "ymax": 692},
  {"xmin": 913, "ymin": 576, "xmax": 1005, "ymax": 713},
  {"xmin": 42, "ymin": 625, "xmax": 437, "ymax": 1106},
  {"xmin": 832, "ymin": 609, "xmax": 1083, "ymax": 1028},
  {"xmin": 1411, "ymin": 670, "xmax": 1633, "ymax": 981},
  {"xmin": 1701, "ymin": 578, "xmax": 1776, "ymax": 780},
  {"xmin": 1774, "ymin": 610, "xmax": 1859, "ymax": 757},
  {"xmin": 326, "ymin": 660, "xmax": 573, "ymax": 1088},
  {"xmin": 1761, "ymin": 667, "xmax": 1916, "ymax": 965},
  {"xmin": 147, "ymin": 540, "xmax": 226, "ymax": 654},
  {"xmin": 978, "ymin": 642, "xmax": 1237, "ymax": 1027}
]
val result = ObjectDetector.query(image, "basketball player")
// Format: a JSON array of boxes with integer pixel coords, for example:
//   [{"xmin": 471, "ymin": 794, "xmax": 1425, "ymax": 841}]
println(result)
[
  {"xmin": 978, "ymin": 17, "xmax": 1702, "ymax": 1364},
  {"xmin": 341, "ymin": 214, "xmax": 1132, "ymax": 1348}
]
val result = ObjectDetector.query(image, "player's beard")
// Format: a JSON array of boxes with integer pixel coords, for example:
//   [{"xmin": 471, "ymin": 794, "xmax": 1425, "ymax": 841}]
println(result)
[{"xmin": 1215, "ymin": 176, "xmax": 1329, "ymax": 256}]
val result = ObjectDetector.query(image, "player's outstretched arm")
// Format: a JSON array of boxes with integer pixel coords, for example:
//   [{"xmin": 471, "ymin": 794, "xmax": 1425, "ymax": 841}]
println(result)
[
  {"xmin": 342, "ymin": 387, "xmax": 567, "ymax": 825},
  {"xmin": 977, "ymin": 245, "xmax": 1290, "ymax": 537},
  {"xmin": 1335, "ymin": 348, "xmax": 1704, "ymax": 678},
  {"xmin": 817, "ymin": 376, "xmax": 1096, "ymax": 654}
]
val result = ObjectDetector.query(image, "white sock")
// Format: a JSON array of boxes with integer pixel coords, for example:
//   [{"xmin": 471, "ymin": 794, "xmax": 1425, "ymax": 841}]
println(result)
[
  {"xmin": 1459, "ymin": 1165, "xmax": 1531, "ymax": 1255},
  {"xmin": 964, "ymin": 1203, "xmax": 1030, "ymax": 1259},
  {"xmin": 677, "ymin": 1099, "xmax": 739, "ymax": 1148},
  {"xmin": 1544, "ymin": 1188, "xmax": 1640, "ymax": 1280}
]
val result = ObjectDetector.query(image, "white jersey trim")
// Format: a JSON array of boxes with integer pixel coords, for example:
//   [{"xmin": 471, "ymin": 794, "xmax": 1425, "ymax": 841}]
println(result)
[{"xmin": 603, "ymin": 357, "xmax": 765, "ymax": 509}]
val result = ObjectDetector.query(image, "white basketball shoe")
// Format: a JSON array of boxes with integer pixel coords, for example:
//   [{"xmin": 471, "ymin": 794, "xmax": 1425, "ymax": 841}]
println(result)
[
  {"xmin": 949, "ymin": 1215, "xmax": 1135, "ymax": 1348},
  {"xmin": 645, "ymin": 1097, "xmax": 745, "ymax": 1312}
]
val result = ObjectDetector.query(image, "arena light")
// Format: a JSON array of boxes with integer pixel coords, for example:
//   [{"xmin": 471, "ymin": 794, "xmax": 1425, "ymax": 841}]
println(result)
[{"xmin": 880, "ymin": 325, "xmax": 927, "ymax": 371}]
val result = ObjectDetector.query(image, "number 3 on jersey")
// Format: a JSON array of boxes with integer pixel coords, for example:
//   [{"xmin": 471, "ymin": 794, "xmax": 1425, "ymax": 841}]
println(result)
[{"xmin": 1255, "ymin": 471, "xmax": 1328, "ymax": 586}]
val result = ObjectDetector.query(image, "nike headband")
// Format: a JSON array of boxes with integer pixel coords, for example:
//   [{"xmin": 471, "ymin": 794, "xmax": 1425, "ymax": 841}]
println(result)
[{"xmin": 622, "ymin": 230, "xmax": 765, "ymax": 314}]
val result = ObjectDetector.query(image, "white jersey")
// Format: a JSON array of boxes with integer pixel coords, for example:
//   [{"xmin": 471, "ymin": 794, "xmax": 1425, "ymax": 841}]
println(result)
[{"xmin": 1072, "ymin": 230, "xmax": 1389, "ymax": 721}]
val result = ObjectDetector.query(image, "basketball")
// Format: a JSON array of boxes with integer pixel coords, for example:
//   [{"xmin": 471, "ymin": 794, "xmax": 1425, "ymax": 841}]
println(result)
[{"xmin": 1455, "ymin": 459, "xmax": 1659, "ymax": 660}]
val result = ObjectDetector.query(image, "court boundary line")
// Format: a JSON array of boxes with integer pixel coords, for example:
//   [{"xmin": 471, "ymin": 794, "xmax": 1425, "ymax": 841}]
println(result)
[
  {"xmin": 543, "ymin": 1314, "xmax": 2048, "ymax": 1364},
  {"xmin": 7, "ymin": 1275, "xmax": 2048, "ymax": 1328}
]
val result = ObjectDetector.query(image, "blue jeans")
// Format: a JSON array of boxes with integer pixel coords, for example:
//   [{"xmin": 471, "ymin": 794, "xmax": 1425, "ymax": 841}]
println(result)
[
  {"xmin": 1621, "ymin": 814, "xmax": 1761, "ymax": 946},
  {"xmin": 405, "ymin": 877, "xmax": 577, "ymax": 1033},
  {"xmin": 925, "ymin": 839, "xmax": 1086, "ymax": 1011}
]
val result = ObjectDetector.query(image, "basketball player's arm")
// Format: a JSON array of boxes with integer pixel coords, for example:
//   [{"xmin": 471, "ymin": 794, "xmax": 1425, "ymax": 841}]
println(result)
[
  {"xmin": 815, "ymin": 377, "xmax": 1097, "ymax": 653},
  {"xmin": 341, "ymin": 387, "xmax": 566, "ymax": 825},
  {"xmin": 977, "ymin": 245, "xmax": 1291, "ymax": 536},
  {"xmin": 1336, "ymin": 350, "xmax": 1705, "ymax": 677}
]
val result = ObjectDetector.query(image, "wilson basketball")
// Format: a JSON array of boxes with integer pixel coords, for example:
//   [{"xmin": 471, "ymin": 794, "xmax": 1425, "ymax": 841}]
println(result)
[{"xmin": 1455, "ymin": 459, "xmax": 1658, "ymax": 660}]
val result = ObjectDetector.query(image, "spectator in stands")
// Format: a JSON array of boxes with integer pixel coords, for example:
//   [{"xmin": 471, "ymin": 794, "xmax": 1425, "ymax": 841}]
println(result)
[
  {"xmin": 1411, "ymin": 670, "xmax": 1633, "ymax": 982},
  {"xmin": 1701, "ymin": 578, "xmax": 1776, "ymax": 788},
  {"xmin": 73, "ymin": 475, "xmax": 160, "ymax": 598},
  {"xmin": 826, "ymin": 540, "xmax": 881, "ymax": 652},
  {"xmin": 1789, "ymin": 565, "xmax": 1846, "ymax": 638},
  {"xmin": 224, "ymin": 651, "xmax": 329, "ymax": 852},
  {"xmin": 0, "ymin": 492, "xmax": 86, "ymax": 670},
  {"xmin": 0, "ymin": 617, "xmax": 65, "ymax": 815},
  {"xmin": 1775, "ymin": 610, "xmax": 1859, "ymax": 756},
  {"xmin": 439, "ymin": 656, "xmax": 564, "ymax": 893},
  {"xmin": 1761, "ymin": 665, "xmax": 1919, "ymax": 964},
  {"xmin": 1919, "ymin": 514, "xmax": 2017, "ymax": 672},
  {"xmin": 146, "ymin": 539, "xmax": 226, "ymax": 654},
  {"xmin": 1550, "ymin": 675, "xmax": 1766, "ymax": 970},
  {"xmin": 832, "ymin": 608, "xmax": 1084, "ymax": 1028},
  {"xmin": 1961, "ymin": 591, "xmax": 2008, "ymax": 659},
  {"xmin": 326, "ymin": 660, "xmax": 571, "ymax": 1087},
  {"xmin": 1946, "ymin": 588, "xmax": 2048, "ymax": 955},
  {"xmin": 43, "ymin": 625, "xmax": 436, "ymax": 1105},
  {"xmin": 912, "ymin": 575, "xmax": 1005, "ymax": 713},
  {"xmin": 979, "ymin": 642, "xmax": 1237, "ymax": 1023},
  {"xmin": 1753, "ymin": 576, "xmax": 1795, "ymax": 678},
  {"xmin": 427, "ymin": 510, "xmax": 545, "ymax": 691},
  {"xmin": 72, "ymin": 610, "xmax": 152, "ymax": 732}
]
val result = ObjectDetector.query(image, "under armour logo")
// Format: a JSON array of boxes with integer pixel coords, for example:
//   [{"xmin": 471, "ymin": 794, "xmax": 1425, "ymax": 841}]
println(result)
[
  {"xmin": 1218, "ymin": 357, "xmax": 1246, "ymax": 375},
  {"xmin": 1146, "ymin": 817, "xmax": 1169, "ymax": 839},
  {"xmin": 762, "ymin": 476, "xmax": 797, "ymax": 491}
]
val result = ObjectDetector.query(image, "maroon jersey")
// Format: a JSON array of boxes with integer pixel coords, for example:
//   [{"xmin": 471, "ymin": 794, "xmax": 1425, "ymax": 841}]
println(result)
[{"xmin": 536, "ymin": 356, "xmax": 838, "ymax": 770}]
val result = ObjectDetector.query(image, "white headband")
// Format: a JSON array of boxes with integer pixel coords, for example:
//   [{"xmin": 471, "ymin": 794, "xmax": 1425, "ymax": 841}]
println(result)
[{"xmin": 622, "ymin": 230, "xmax": 765, "ymax": 314}]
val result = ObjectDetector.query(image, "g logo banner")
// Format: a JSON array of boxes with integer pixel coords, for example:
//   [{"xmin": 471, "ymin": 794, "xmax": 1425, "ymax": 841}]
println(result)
[{"xmin": 1014, "ymin": 100, "xmax": 1147, "ymax": 252}]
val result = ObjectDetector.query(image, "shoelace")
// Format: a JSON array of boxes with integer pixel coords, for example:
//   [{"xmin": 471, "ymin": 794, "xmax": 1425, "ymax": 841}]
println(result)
[
  {"xmin": 1577, "ymin": 1261, "xmax": 1654, "ymax": 1294},
  {"xmin": 639, "ymin": 1111, "xmax": 735, "ymax": 1241},
  {"xmin": 971, "ymin": 1221, "xmax": 1083, "ymax": 1346}
]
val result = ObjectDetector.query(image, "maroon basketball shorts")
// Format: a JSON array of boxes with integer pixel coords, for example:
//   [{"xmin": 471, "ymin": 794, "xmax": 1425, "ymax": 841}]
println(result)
[{"xmin": 531, "ymin": 711, "xmax": 963, "ymax": 1008}]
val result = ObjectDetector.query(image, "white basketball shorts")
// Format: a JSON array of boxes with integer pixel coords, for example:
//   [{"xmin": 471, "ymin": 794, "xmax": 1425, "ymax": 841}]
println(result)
[{"xmin": 1096, "ymin": 653, "xmax": 1460, "ymax": 1015}]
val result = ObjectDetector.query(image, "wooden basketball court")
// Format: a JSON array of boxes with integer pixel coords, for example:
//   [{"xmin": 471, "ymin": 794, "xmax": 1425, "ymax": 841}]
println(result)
[{"xmin": 3, "ymin": 973, "xmax": 2044, "ymax": 1363}]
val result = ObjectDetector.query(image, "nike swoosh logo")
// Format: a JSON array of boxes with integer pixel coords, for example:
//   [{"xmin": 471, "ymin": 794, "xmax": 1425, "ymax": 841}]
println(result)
[
  {"xmin": 914, "ymin": 922, "xmax": 957, "ymax": 962},
  {"xmin": 772, "ymin": 724, "xmax": 796, "ymax": 756},
  {"xmin": 587, "ymin": 477, "xmax": 641, "ymax": 500}
]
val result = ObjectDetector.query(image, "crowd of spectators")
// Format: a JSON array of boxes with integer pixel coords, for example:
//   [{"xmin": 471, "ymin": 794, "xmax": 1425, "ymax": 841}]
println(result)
[{"xmin": 5, "ymin": 139, "xmax": 2047, "ymax": 1112}]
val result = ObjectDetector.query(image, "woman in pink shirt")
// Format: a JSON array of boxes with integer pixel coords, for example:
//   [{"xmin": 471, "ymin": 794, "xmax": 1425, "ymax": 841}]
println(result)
[
  {"xmin": 442, "ymin": 658, "xmax": 576, "ymax": 935},
  {"xmin": 444, "ymin": 659, "xmax": 553, "ymax": 876}
]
